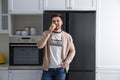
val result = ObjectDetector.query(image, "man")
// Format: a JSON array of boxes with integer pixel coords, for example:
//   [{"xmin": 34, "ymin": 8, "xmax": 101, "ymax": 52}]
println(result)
[{"xmin": 37, "ymin": 13, "xmax": 76, "ymax": 80}]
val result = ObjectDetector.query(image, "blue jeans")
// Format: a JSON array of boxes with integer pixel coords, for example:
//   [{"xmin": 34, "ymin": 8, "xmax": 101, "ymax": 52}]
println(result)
[{"xmin": 41, "ymin": 67, "xmax": 66, "ymax": 80}]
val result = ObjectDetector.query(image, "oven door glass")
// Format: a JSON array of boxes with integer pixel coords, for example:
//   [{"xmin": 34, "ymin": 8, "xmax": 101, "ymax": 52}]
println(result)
[{"xmin": 10, "ymin": 43, "xmax": 44, "ymax": 66}]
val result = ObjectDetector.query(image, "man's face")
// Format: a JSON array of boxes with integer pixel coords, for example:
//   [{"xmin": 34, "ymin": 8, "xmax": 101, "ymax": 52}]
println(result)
[{"xmin": 52, "ymin": 17, "xmax": 63, "ymax": 30}]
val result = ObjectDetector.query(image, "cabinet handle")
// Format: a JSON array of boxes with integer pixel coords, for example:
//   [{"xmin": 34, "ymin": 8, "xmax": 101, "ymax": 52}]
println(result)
[
  {"xmin": 92, "ymin": 0, "xmax": 94, "ymax": 7},
  {"xmin": 66, "ymin": 7, "xmax": 72, "ymax": 9},
  {"xmin": 66, "ymin": 7, "xmax": 69, "ymax": 9},
  {"xmin": 69, "ymin": 7, "xmax": 72, "ymax": 9}
]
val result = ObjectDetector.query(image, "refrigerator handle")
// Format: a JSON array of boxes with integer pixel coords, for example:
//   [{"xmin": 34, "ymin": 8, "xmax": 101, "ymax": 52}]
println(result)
[{"xmin": 66, "ymin": 13, "xmax": 70, "ymax": 33}]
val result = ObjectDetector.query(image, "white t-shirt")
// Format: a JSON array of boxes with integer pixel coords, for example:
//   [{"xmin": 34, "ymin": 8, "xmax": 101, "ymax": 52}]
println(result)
[{"xmin": 49, "ymin": 31, "xmax": 63, "ymax": 68}]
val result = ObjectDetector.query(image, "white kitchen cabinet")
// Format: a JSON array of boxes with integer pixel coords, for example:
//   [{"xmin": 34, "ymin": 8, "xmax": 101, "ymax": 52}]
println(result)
[
  {"xmin": 44, "ymin": 0, "xmax": 96, "ymax": 10},
  {"xmin": 0, "ymin": 0, "xmax": 8, "ymax": 33},
  {"xmin": 96, "ymin": 0, "xmax": 120, "ymax": 79},
  {"xmin": 96, "ymin": 70, "xmax": 120, "ymax": 80},
  {"xmin": 96, "ymin": 0, "xmax": 120, "ymax": 68},
  {"xmin": 0, "ymin": 70, "xmax": 8, "ymax": 80},
  {"xmin": 9, "ymin": 70, "xmax": 42, "ymax": 80},
  {"xmin": 9, "ymin": 0, "xmax": 43, "ymax": 14}
]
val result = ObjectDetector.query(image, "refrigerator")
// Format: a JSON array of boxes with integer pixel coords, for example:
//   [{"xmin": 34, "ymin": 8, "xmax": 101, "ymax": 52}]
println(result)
[{"xmin": 43, "ymin": 11, "xmax": 96, "ymax": 80}]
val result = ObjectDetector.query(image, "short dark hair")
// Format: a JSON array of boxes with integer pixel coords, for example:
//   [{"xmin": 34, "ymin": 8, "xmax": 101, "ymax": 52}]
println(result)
[{"xmin": 51, "ymin": 13, "xmax": 63, "ymax": 21}]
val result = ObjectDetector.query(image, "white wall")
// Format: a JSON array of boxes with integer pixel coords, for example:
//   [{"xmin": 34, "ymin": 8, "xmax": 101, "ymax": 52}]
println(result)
[{"xmin": 0, "ymin": 34, "xmax": 9, "ymax": 63}]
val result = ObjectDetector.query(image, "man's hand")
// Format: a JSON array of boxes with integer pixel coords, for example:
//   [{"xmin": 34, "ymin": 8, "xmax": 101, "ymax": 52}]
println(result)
[
  {"xmin": 58, "ymin": 62, "xmax": 69, "ymax": 68},
  {"xmin": 49, "ymin": 23, "xmax": 56, "ymax": 33}
]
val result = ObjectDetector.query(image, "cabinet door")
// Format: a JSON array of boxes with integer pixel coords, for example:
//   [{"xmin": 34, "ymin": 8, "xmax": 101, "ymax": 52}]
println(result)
[
  {"xmin": 96, "ymin": 70, "xmax": 120, "ymax": 80},
  {"xmin": 71, "ymin": 0, "xmax": 96, "ymax": 10},
  {"xmin": 0, "ymin": 70, "xmax": 8, "ymax": 80},
  {"xmin": 0, "ymin": 0, "xmax": 8, "ymax": 33},
  {"xmin": 96, "ymin": 0, "xmax": 120, "ymax": 68},
  {"xmin": 9, "ymin": 70, "xmax": 42, "ymax": 80},
  {"xmin": 44, "ymin": 0, "xmax": 96, "ymax": 10},
  {"xmin": 9, "ymin": 0, "xmax": 43, "ymax": 14},
  {"xmin": 1, "ymin": 16, "xmax": 8, "ymax": 31},
  {"xmin": 44, "ymin": 0, "xmax": 69, "ymax": 10}
]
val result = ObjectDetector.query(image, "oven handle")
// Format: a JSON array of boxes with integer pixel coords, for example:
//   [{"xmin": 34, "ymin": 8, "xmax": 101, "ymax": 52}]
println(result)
[{"xmin": 10, "ymin": 45, "xmax": 37, "ymax": 46}]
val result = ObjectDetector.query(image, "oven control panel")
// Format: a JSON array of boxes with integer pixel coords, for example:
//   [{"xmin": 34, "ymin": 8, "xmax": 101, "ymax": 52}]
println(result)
[{"xmin": 9, "ymin": 36, "xmax": 40, "ymax": 43}]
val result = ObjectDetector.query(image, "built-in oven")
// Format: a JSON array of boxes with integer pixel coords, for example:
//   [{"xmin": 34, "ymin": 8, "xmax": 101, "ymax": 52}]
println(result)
[{"xmin": 9, "ymin": 36, "xmax": 44, "ymax": 67}]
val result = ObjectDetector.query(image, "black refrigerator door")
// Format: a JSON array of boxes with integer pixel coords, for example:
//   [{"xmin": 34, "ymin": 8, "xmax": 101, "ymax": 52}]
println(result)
[
  {"xmin": 68, "ymin": 12, "xmax": 96, "ymax": 70},
  {"xmin": 43, "ymin": 11, "xmax": 66, "ymax": 31}
]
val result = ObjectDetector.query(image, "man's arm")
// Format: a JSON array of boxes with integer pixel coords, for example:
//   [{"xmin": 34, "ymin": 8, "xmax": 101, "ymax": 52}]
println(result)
[{"xmin": 37, "ymin": 31, "xmax": 51, "ymax": 49}]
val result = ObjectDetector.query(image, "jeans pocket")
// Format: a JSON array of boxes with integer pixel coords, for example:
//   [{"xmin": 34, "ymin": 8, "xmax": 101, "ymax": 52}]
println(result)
[{"xmin": 57, "ymin": 67, "xmax": 66, "ymax": 73}]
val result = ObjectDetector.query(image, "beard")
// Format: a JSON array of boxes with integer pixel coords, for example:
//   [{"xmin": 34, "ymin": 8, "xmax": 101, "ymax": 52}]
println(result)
[{"xmin": 54, "ymin": 26, "xmax": 60, "ymax": 30}]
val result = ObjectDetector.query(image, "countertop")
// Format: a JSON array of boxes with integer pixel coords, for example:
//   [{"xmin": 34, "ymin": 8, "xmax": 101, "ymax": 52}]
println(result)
[
  {"xmin": 9, "ymin": 66, "xmax": 42, "ymax": 70},
  {"xmin": 0, "ymin": 63, "xmax": 42, "ymax": 70},
  {"xmin": 0, "ymin": 63, "xmax": 9, "ymax": 70}
]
